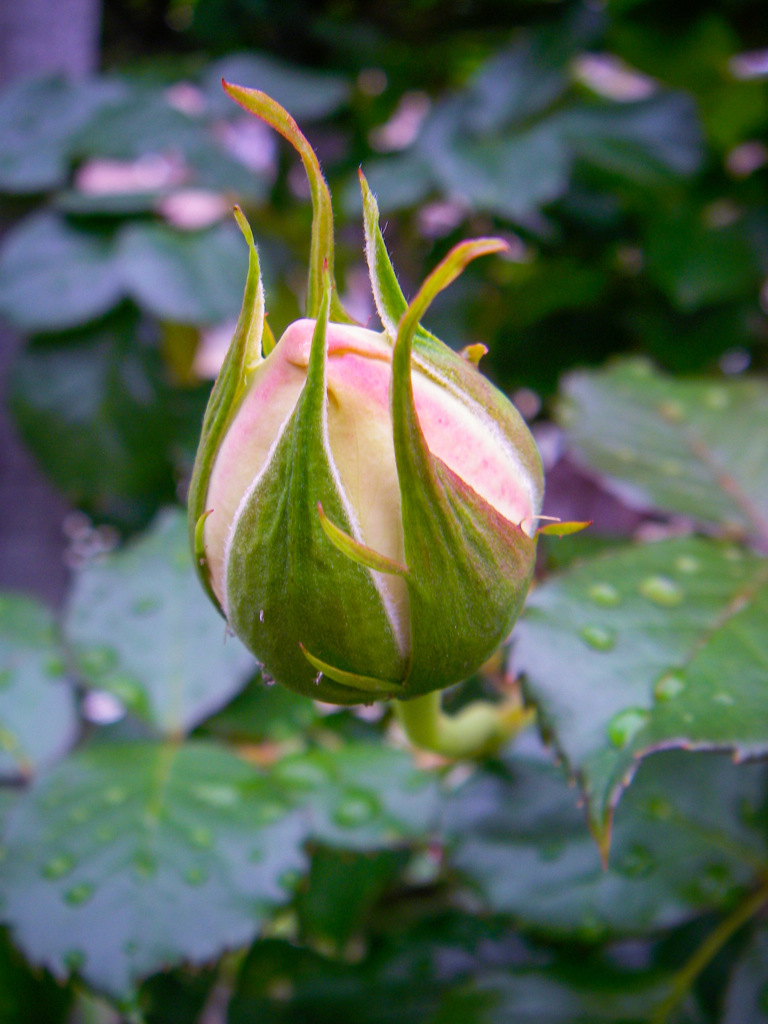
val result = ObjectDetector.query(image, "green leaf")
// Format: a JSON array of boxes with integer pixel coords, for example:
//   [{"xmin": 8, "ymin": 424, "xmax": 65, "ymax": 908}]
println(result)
[
  {"xmin": 0, "ymin": 740, "xmax": 307, "ymax": 999},
  {"xmin": 0, "ymin": 594, "xmax": 77, "ymax": 781},
  {"xmin": 0, "ymin": 929, "xmax": 71, "ymax": 1024},
  {"xmin": 201, "ymin": 674, "xmax": 315, "ymax": 744},
  {"xmin": 514, "ymin": 536, "xmax": 768, "ymax": 843},
  {"xmin": 443, "ymin": 742, "xmax": 768, "ymax": 938},
  {"xmin": 296, "ymin": 847, "xmax": 407, "ymax": 950},
  {"xmin": 63, "ymin": 509, "xmax": 255, "ymax": 735},
  {"xmin": 229, "ymin": 913, "xmax": 669, "ymax": 1024},
  {"xmin": 0, "ymin": 75, "xmax": 120, "ymax": 194},
  {"xmin": 116, "ymin": 221, "xmax": 247, "ymax": 324},
  {"xmin": 644, "ymin": 208, "xmax": 757, "ymax": 311},
  {"xmin": 270, "ymin": 743, "xmax": 440, "ymax": 850},
  {"xmin": 559, "ymin": 361, "xmax": 768, "ymax": 542},
  {"xmin": 0, "ymin": 213, "xmax": 122, "ymax": 331},
  {"xmin": 9, "ymin": 310, "xmax": 186, "ymax": 530}
]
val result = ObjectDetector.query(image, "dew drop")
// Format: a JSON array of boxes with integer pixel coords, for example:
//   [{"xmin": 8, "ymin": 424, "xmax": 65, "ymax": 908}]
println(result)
[
  {"xmin": 314, "ymin": 672, "xmax": 323, "ymax": 685},
  {"xmin": 579, "ymin": 626, "xmax": 615, "ymax": 651},
  {"xmin": 607, "ymin": 708, "xmax": 650, "ymax": 748},
  {"xmin": 675, "ymin": 555, "xmax": 700, "ymax": 574},
  {"xmin": 45, "ymin": 657, "xmax": 66, "ymax": 678},
  {"xmin": 68, "ymin": 805, "xmax": 91, "ymax": 825},
  {"xmin": 654, "ymin": 672, "xmax": 687, "ymax": 701},
  {"xmin": 64, "ymin": 882, "xmax": 95, "ymax": 906},
  {"xmin": 713, "ymin": 692, "xmax": 735, "ymax": 706},
  {"xmin": 660, "ymin": 459, "xmax": 681, "ymax": 477},
  {"xmin": 333, "ymin": 790, "xmax": 378, "ymax": 828},
  {"xmin": 184, "ymin": 866, "xmax": 208, "ymax": 886},
  {"xmin": 0, "ymin": 669, "xmax": 13, "ymax": 690},
  {"xmin": 273, "ymin": 759, "xmax": 328, "ymax": 788},
  {"xmin": 95, "ymin": 825, "xmax": 116, "ymax": 843},
  {"xmin": 189, "ymin": 826, "xmax": 213, "ymax": 849},
  {"xmin": 249, "ymin": 847, "xmax": 264, "ymax": 863},
  {"xmin": 42, "ymin": 854, "xmax": 76, "ymax": 880},
  {"xmin": 639, "ymin": 575, "xmax": 683, "ymax": 607},
  {"xmin": 259, "ymin": 609, "xmax": 265, "ymax": 623},
  {"xmin": 104, "ymin": 786, "xmax": 127, "ymax": 805},
  {"xmin": 588, "ymin": 583, "xmax": 621, "ymax": 607},
  {"xmin": 618, "ymin": 844, "xmax": 655, "ymax": 878},
  {"xmin": 193, "ymin": 783, "xmax": 238, "ymax": 807}
]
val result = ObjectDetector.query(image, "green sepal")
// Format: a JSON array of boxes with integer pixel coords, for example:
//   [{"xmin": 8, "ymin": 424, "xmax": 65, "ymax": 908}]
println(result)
[
  {"xmin": 224, "ymin": 271, "xmax": 406, "ymax": 704},
  {"xmin": 300, "ymin": 644, "xmax": 402, "ymax": 698},
  {"xmin": 187, "ymin": 206, "xmax": 264, "ymax": 610},
  {"xmin": 360, "ymin": 171, "xmax": 544, "ymax": 501},
  {"xmin": 536, "ymin": 519, "xmax": 592, "ymax": 537},
  {"xmin": 317, "ymin": 502, "xmax": 409, "ymax": 577},
  {"xmin": 391, "ymin": 241, "xmax": 538, "ymax": 697},
  {"xmin": 223, "ymin": 81, "xmax": 356, "ymax": 326}
]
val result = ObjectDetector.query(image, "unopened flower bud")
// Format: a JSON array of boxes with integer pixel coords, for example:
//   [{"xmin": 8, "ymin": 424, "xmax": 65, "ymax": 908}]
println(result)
[{"xmin": 188, "ymin": 84, "xmax": 544, "ymax": 705}]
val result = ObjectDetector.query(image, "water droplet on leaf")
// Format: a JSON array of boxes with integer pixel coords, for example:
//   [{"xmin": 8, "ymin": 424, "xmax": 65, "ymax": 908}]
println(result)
[
  {"xmin": 654, "ymin": 672, "xmax": 686, "ymax": 701},
  {"xmin": 579, "ymin": 626, "xmax": 615, "ymax": 651},
  {"xmin": 607, "ymin": 708, "xmax": 649, "ymax": 748},
  {"xmin": 64, "ymin": 883, "xmax": 95, "ymax": 906},
  {"xmin": 43, "ymin": 854, "xmax": 76, "ymax": 880},
  {"xmin": 184, "ymin": 866, "xmax": 208, "ymax": 886},
  {"xmin": 639, "ymin": 575, "xmax": 683, "ymax": 607},
  {"xmin": 333, "ymin": 791, "xmax": 378, "ymax": 827},
  {"xmin": 588, "ymin": 583, "xmax": 621, "ymax": 607},
  {"xmin": 675, "ymin": 555, "xmax": 700, "ymax": 574}
]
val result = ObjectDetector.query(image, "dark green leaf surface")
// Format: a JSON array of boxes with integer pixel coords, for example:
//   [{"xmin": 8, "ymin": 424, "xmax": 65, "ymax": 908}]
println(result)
[
  {"xmin": 0, "ymin": 595, "xmax": 77, "ymax": 781},
  {"xmin": 514, "ymin": 536, "xmax": 768, "ymax": 839},
  {"xmin": 0, "ymin": 740, "xmax": 307, "ymax": 998},
  {"xmin": 722, "ymin": 922, "xmax": 768, "ymax": 1024},
  {"xmin": 229, "ymin": 914, "xmax": 668, "ymax": 1024},
  {"xmin": 443, "ymin": 741, "xmax": 767, "ymax": 937},
  {"xmin": 559, "ymin": 361, "xmax": 768, "ymax": 540},
  {"xmin": 9, "ymin": 311, "xmax": 183, "ymax": 530},
  {"xmin": 0, "ymin": 929, "xmax": 71, "ymax": 1024},
  {"xmin": 271, "ymin": 743, "xmax": 440, "ymax": 850},
  {"xmin": 64, "ymin": 509, "xmax": 255, "ymax": 734}
]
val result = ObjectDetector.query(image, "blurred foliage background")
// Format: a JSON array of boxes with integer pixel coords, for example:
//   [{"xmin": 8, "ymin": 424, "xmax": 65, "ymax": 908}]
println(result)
[{"xmin": 1, "ymin": 0, "xmax": 768, "ymax": 1021}]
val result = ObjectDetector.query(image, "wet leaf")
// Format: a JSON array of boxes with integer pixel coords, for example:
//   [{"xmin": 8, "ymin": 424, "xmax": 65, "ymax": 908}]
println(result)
[
  {"xmin": 0, "ymin": 740, "xmax": 307, "ymax": 999},
  {"xmin": 559, "ymin": 361, "xmax": 768, "ymax": 541},
  {"xmin": 270, "ymin": 743, "xmax": 440, "ymax": 850},
  {"xmin": 0, "ymin": 594, "xmax": 77, "ymax": 781},
  {"xmin": 63, "ymin": 509, "xmax": 255, "ymax": 735},
  {"xmin": 443, "ymin": 740, "xmax": 767, "ymax": 937},
  {"xmin": 514, "ymin": 536, "xmax": 768, "ymax": 842}
]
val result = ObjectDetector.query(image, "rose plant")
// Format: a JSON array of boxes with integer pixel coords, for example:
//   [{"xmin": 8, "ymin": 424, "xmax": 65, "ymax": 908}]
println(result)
[{"xmin": 188, "ymin": 85, "xmax": 579, "ymax": 755}]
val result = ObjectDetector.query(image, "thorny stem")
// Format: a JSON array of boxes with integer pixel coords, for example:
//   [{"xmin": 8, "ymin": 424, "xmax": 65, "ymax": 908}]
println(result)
[
  {"xmin": 394, "ymin": 689, "xmax": 534, "ymax": 759},
  {"xmin": 650, "ymin": 879, "xmax": 768, "ymax": 1024}
]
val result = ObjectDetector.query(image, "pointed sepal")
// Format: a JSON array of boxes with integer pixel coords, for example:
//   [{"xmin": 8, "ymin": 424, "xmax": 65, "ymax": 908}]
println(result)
[
  {"xmin": 391, "ymin": 241, "xmax": 538, "ymax": 696},
  {"xmin": 187, "ymin": 206, "xmax": 265, "ymax": 609},
  {"xmin": 223, "ymin": 81, "xmax": 355, "ymax": 326},
  {"xmin": 223, "ymin": 270, "xmax": 407, "ymax": 703}
]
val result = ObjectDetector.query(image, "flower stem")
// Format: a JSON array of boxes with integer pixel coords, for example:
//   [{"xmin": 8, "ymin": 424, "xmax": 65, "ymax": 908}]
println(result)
[
  {"xmin": 393, "ymin": 690, "xmax": 534, "ymax": 759},
  {"xmin": 650, "ymin": 879, "xmax": 768, "ymax": 1024}
]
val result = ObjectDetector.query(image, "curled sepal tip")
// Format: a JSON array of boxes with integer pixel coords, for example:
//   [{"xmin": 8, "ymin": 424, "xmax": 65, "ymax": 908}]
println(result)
[{"xmin": 223, "ymin": 80, "xmax": 355, "ymax": 326}]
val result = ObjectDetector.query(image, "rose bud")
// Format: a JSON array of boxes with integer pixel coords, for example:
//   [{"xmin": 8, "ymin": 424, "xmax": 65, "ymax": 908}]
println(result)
[{"xmin": 188, "ymin": 84, "xmax": 546, "ymax": 708}]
